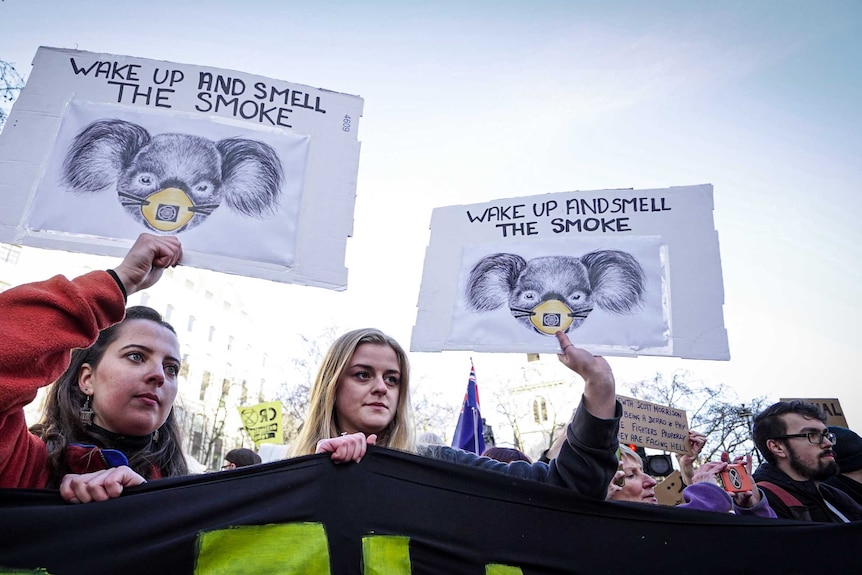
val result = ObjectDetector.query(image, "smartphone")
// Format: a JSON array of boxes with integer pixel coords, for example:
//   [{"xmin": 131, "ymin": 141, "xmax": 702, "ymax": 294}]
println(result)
[{"xmin": 718, "ymin": 463, "xmax": 754, "ymax": 493}]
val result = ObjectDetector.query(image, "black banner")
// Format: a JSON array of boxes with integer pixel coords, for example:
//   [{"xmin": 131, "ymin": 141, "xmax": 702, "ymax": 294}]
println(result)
[{"xmin": 0, "ymin": 446, "xmax": 858, "ymax": 574}]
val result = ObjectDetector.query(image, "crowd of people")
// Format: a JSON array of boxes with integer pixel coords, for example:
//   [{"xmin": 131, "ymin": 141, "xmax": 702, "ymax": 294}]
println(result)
[{"xmin": 1, "ymin": 233, "xmax": 860, "ymax": 525}]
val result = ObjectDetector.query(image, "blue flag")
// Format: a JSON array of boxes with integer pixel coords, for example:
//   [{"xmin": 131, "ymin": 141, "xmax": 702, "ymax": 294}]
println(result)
[{"xmin": 451, "ymin": 362, "xmax": 485, "ymax": 454}]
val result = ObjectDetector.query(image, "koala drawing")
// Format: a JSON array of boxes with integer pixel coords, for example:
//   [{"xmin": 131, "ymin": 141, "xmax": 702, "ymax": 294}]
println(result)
[
  {"xmin": 61, "ymin": 119, "xmax": 284, "ymax": 233},
  {"xmin": 465, "ymin": 250, "xmax": 646, "ymax": 335}
]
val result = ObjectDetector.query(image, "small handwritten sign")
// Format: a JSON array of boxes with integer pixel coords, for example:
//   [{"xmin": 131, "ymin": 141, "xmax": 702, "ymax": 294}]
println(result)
[
  {"xmin": 617, "ymin": 394, "xmax": 689, "ymax": 453},
  {"xmin": 780, "ymin": 398, "xmax": 848, "ymax": 428}
]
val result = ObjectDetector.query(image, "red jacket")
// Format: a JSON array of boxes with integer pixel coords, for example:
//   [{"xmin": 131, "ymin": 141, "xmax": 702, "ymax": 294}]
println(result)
[{"xmin": 0, "ymin": 271, "xmax": 126, "ymax": 488}]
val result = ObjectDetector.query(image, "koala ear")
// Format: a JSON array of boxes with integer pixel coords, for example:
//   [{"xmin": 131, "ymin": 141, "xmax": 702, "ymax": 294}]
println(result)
[
  {"xmin": 62, "ymin": 119, "xmax": 150, "ymax": 193},
  {"xmin": 465, "ymin": 253, "xmax": 527, "ymax": 311},
  {"xmin": 216, "ymin": 138, "xmax": 284, "ymax": 217},
  {"xmin": 580, "ymin": 250, "xmax": 646, "ymax": 313}
]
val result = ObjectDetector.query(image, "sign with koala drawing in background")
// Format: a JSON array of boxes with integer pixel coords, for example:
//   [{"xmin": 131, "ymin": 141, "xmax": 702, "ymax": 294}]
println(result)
[
  {"xmin": 0, "ymin": 47, "xmax": 363, "ymax": 289},
  {"xmin": 411, "ymin": 184, "xmax": 729, "ymax": 359}
]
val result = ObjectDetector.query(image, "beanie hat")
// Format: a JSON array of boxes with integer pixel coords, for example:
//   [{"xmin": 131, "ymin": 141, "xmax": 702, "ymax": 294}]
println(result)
[{"xmin": 829, "ymin": 426, "xmax": 862, "ymax": 473}]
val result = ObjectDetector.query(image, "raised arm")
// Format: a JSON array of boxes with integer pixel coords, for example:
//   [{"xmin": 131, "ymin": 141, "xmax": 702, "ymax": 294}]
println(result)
[
  {"xmin": 555, "ymin": 331, "xmax": 616, "ymax": 419},
  {"xmin": 0, "ymin": 233, "xmax": 182, "ymax": 384},
  {"xmin": 112, "ymin": 234, "xmax": 182, "ymax": 296},
  {"xmin": 0, "ymin": 234, "xmax": 182, "ymax": 489}
]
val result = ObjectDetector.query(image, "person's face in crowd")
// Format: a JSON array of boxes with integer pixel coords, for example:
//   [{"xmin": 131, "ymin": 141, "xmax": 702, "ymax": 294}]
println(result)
[
  {"xmin": 335, "ymin": 343, "xmax": 401, "ymax": 435},
  {"xmin": 778, "ymin": 413, "xmax": 839, "ymax": 482},
  {"xmin": 78, "ymin": 319, "xmax": 181, "ymax": 436},
  {"xmin": 611, "ymin": 453, "xmax": 658, "ymax": 504}
]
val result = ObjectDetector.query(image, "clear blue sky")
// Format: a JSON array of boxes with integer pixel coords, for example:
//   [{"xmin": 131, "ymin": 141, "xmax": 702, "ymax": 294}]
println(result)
[{"xmin": 3, "ymin": 1, "xmax": 861, "ymax": 433}]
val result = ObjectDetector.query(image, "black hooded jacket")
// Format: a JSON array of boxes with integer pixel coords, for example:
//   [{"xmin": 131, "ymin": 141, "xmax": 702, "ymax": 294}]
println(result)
[{"xmin": 753, "ymin": 462, "xmax": 862, "ymax": 522}]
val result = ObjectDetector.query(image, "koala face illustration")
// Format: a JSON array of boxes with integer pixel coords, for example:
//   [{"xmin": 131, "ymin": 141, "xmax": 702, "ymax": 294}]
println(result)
[
  {"xmin": 465, "ymin": 250, "xmax": 646, "ymax": 335},
  {"xmin": 62, "ymin": 119, "xmax": 284, "ymax": 233}
]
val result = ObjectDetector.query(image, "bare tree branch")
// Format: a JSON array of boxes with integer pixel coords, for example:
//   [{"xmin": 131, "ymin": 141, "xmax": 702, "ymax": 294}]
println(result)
[
  {"xmin": 627, "ymin": 371, "xmax": 768, "ymax": 466},
  {"xmin": 0, "ymin": 59, "xmax": 25, "ymax": 129}
]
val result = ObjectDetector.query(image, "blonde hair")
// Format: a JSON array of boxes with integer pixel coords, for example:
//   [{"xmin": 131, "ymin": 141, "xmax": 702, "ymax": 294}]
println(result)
[
  {"xmin": 618, "ymin": 444, "xmax": 643, "ymax": 467},
  {"xmin": 290, "ymin": 328, "xmax": 416, "ymax": 456}
]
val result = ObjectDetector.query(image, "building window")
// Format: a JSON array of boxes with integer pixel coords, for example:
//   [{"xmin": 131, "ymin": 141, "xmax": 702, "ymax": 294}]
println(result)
[
  {"xmin": 139, "ymin": 293, "xmax": 150, "ymax": 306},
  {"xmin": 185, "ymin": 279, "xmax": 195, "ymax": 291},
  {"xmin": 211, "ymin": 437, "xmax": 223, "ymax": 471},
  {"xmin": 227, "ymin": 336, "xmax": 234, "ymax": 351},
  {"xmin": 0, "ymin": 243, "xmax": 22, "ymax": 264},
  {"xmin": 191, "ymin": 431, "xmax": 203, "ymax": 458},
  {"xmin": 179, "ymin": 354, "xmax": 190, "ymax": 379},
  {"xmin": 187, "ymin": 315, "xmax": 196, "ymax": 332},
  {"xmin": 165, "ymin": 304, "xmax": 174, "ymax": 322},
  {"xmin": 205, "ymin": 290, "xmax": 214, "ymax": 300},
  {"xmin": 533, "ymin": 397, "xmax": 549, "ymax": 424},
  {"xmin": 208, "ymin": 325, "xmax": 216, "ymax": 342},
  {"xmin": 241, "ymin": 379, "xmax": 248, "ymax": 405},
  {"xmin": 200, "ymin": 370, "xmax": 211, "ymax": 401}
]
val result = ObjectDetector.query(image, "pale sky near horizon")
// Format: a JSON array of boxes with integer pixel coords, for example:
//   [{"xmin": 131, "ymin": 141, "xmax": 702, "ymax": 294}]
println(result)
[{"xmin": 2, "ymin": 1, "xmax": 861, "ymax": 440}]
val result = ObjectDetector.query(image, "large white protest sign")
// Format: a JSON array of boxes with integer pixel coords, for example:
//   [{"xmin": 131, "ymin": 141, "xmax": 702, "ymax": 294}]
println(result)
[
  {"xmin": 411, "ymin": 184, "xmax": 729, "ymax": 359},
  {"xmin": 0, "ymin": 47, "xmax": 363, "ymax": 289}
]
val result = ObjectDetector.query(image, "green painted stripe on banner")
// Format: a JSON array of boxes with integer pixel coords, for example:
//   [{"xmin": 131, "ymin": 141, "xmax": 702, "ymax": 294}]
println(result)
[
  {"xmin": 195, "ymin": 522, "xmax": 331, "ymax": 575},
  {"xmin": 486, "ymin": 564, "xmax": 524, "ymax": 575},
  {"xmin": 362, "ymin": 535, "xmax": 411, "ymax": 575}
]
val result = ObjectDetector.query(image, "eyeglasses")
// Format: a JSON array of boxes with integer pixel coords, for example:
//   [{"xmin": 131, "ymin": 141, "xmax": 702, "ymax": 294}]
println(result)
[{"xmin": 772, "ymin": 431, "xmax": 836, "ymax": 445}]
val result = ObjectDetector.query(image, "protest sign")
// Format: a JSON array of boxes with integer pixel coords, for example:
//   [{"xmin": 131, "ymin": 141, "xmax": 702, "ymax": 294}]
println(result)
[
  {"xmin": 655, "ymin": 470, "xmax": 686, "ymax": 507},
  {"xmin": 238, "ymin": 401, "xmax": 283, "ymax": 446},
  {"xmin": 618, "ymin": 394, "xmax": 690, "ymax": 453},
  {"xmin": 780, "ymin": 397, "xmax": 848, "ymax": 428},
  {"xmin": 411, "ymin": 184, "xmax": 729, "ymax": 359},
  {"xmin": 0, "ymin": 47, "xmax": 363, "ymax": 289}
]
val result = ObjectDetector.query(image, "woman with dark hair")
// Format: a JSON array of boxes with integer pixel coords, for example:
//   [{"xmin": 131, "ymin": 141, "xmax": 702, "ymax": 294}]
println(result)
[{"xmin": 0, "ymin": 233, "xmax": 185, "ymax": 503}]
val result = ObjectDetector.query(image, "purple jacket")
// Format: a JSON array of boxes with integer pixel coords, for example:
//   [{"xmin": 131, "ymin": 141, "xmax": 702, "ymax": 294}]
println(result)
[{"xmin": 680, "ymin": 482, "xmax": 776, "ymax": 518}]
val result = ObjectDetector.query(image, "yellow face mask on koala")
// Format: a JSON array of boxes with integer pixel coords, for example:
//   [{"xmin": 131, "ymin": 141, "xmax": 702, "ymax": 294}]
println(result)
[
  {"xmin": 140, "ymin": 187, "xmax": 196, "ymax": 232},
  {"xmin": 529, "ymin": 299, "xmax": 575, "ymax": 335}
]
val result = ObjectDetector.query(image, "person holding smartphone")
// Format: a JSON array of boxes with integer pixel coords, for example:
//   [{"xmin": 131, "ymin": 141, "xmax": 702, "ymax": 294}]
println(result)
[{"xmin": 607, "ymin": 444, "xmax": 776, "ymax": 517}]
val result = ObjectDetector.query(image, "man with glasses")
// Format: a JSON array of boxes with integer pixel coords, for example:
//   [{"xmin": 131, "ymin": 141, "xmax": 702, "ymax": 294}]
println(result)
[{"xmin": 752, "ymin": 401, "xmax": 862, "ymax": 522}]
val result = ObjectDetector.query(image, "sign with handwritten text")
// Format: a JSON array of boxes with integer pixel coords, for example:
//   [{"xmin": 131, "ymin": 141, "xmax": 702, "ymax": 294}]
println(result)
[
  {"xmin": 617, "ymin": 394, "xmax": 690, "ymax": 453},
  {"xmin": 780, "ymin": 398, "xmax": 848, "ymax": 428},
  {"xmin": 412, "ymin": 184, "xmax": 729, "ymax": 359},
  {"xmin": 0, "ymin": 47, "xmax": 363, "ymax": 289}
]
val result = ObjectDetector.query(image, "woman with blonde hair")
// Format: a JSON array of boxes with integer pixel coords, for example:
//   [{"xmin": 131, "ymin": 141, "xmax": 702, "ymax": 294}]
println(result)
[
  {"xmin": 290, "ymin": 328, "xmax": 415, "ymax": 457},
  {"xmin": 292, "ymin": 327, "xmax": 623, "ymax": 501},
  {"xmin": 607, "ymin": 444, "xmax": 775, "ymax": 517}
]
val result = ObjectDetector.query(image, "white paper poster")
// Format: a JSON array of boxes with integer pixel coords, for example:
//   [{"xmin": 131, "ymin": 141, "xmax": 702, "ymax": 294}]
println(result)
[
  {"xmin": 411, "ymin": 184, "xmax": 729, "ymax": 359},
  {"xmin": 0, "ymin": 47, "xmax": 364, "ymax": 289}
]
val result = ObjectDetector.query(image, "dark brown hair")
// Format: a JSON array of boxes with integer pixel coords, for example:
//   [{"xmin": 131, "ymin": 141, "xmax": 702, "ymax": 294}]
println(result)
[
  {"xmin": 753, "ymin": 401, "xmax": 826, "ymax": 465},
  {"xmin": 31, "ymin": 306, "xmax": 188, "ymax": 486}
]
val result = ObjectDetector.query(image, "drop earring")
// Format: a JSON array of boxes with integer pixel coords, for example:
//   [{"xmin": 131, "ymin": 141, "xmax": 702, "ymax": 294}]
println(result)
[
  {"xmin": 153, "ymin": 427, "xmax": 160, "ymax": 443},
  {"xmin": 79, "ymin": 394, "xmax": 94, "ymax": 426}
]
